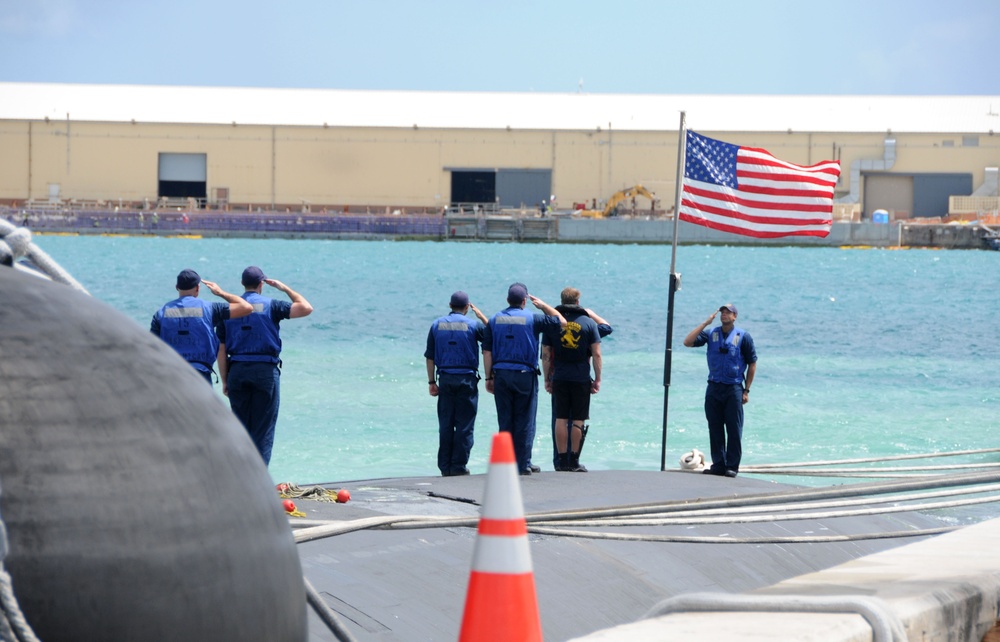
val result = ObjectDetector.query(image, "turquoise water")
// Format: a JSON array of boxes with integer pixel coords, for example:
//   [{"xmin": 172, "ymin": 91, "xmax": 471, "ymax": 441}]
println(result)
[{"xmin": 36, "ymin": 235, "xmax": 1000, "ymax": 485}]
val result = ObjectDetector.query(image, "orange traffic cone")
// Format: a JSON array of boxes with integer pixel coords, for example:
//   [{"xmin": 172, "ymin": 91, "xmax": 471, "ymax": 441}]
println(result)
[{"xmin": 458, "ymin": 432, "xmax": 542, "ymax": 641}]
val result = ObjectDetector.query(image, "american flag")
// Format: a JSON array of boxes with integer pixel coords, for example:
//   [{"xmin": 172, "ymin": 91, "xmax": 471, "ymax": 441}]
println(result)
[{"xmin": 680, "ymin": 130, "xmax": 841, "ymax": 238}]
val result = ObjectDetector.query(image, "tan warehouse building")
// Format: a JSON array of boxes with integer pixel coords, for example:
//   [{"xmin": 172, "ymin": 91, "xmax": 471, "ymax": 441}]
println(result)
[{"xmin": 1, "ymin": 83, "xmax": 998, "ymax": 220}]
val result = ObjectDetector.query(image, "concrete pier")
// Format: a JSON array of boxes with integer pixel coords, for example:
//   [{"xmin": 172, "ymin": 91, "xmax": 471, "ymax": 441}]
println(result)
[
  {"xmin": 7, "ymin": 208, "xmax": 995, "ymax": 249},
  {"xmin": 447, "ymin": 215, "xmax": 994, "ymax": 250}
]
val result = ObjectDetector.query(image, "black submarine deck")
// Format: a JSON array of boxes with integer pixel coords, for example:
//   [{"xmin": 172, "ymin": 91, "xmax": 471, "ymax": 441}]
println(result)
[{"xmin": 294, "ymin": 469, "xmax": 950, "ymax": 641}]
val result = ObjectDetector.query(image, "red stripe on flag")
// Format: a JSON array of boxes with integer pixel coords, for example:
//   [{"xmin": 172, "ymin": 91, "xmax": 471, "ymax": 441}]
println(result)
[
  {"xmin": 680, "ymin": 196, "xmax": 831, "ymax": 227},
  {"xmin": 683, "ymin": 184, "xmax": 834, "ymax": 214},
  {"xmin": 740, "ymin": 153, "xmax": 841, "ymax": 176},
  {"xmin": 478, "ymin": 517, "xmax": 528, "ymax": 537},
  {"xmin": 678, "ymin": 212, "xmax": 832, "ymax": 238},
  {"xmin": 735, "ymin": 184, "xmax": 836, "ymax": 200},
  {"xmin": 738, "ymin": 169, "xmax": 838, "ymax": 189}
]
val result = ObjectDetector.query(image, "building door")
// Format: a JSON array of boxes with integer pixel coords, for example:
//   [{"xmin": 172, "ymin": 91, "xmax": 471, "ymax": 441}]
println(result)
[
  {"xmin": 450, "ymin": 171, "xmax": 496, "ymax": 206},
  {"xmin": 496, "ymin": 169, "xmax": 552, "ymax": 209},
  {"xmin": 864, "ymin": 174, "xmax": 913, "ymax": 220},
  {"xmin": 158, "ymin": 153, "xmax": 207, "ymax": 202},
  {"xmin": 912, "ymin": 174, "xmax": 972, "ymax": 218},
  {"xmin": 449, "ymin": 168, "xmax": 553, "ymax": 210}
]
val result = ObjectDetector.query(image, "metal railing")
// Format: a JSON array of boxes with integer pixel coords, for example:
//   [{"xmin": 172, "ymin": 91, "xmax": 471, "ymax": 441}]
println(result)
[{"xmin": 445, "ymin": 202, "xmax": 501, "ymax": 216}]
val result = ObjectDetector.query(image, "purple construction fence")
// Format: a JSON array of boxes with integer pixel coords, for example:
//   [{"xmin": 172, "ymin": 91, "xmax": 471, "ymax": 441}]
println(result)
[{"xmin": 3, "ymin": 208, "xmax": 448, "ymax": 237}]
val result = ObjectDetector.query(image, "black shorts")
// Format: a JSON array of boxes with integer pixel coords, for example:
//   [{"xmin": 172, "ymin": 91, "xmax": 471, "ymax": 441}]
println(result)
[{"xmin": 552, "ymin": 380, "xmax": 592, "ymax": 421}]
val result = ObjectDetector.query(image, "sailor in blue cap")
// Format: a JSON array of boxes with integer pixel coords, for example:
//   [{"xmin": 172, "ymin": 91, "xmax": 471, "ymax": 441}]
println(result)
[
  {"xmin": 425, "ymin": 291, "xmax": 490, "ymax": 476},
  {"xmin": 217, "ymin": 266, "xmax": 313, "ymax": 466},
  {"xmin": 151, "ymin": 269, "xmax": 252, "ymax": 383},
  {"xmin": 683, "ymin": 303, "xmax": 757, "ymax": 478},
  {"xmin": 482, "ymin": 283, "xmax": 566, "ymax": 476}
]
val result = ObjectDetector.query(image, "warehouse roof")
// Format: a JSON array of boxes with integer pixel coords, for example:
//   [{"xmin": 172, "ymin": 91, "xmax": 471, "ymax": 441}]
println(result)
[{"xmin": 3, "ymin": 82, "xmax": 1000, "ymax": 134}]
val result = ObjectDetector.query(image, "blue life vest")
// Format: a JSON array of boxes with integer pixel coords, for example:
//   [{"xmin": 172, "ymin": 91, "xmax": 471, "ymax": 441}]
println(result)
[
  {"xmin": 431, "ymin": 312, "xmax": 480, "ymax": 374},
  {"xmin": 156, "ymin": 296, "xmax": 219, "ymax": 370},
  {"xmin": 224, "ymin": 293, "xmax": 281, "ymax": 363},
  {"xmin": 705, "ymin": 325, "xmax": 748, "ymax": 384},
  {"xmin": 489, "ymin": 308, "xmax": 540, "ymax": 370}
]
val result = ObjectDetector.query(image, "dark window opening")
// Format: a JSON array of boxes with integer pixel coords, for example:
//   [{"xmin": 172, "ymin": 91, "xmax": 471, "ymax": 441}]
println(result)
[
  {"xmin": 159, "ymin": 180, "xmax": 207, "ymax": 200},
  {"xmin": 451, "ymin": 171, "xmax": 495, "ymax": 205}
]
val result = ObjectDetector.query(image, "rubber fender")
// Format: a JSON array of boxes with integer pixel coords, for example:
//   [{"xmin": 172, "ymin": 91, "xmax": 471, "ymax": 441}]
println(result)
[{"xmin": 0, "ymin": 268, "xmax": 306, "ymax": 642}]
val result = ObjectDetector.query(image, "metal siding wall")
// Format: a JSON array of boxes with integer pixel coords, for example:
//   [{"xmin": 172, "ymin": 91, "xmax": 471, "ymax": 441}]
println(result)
[
  {"xmin": 496, "ymin": 169, "xmax": 551, "ymax": 209},
  {"xmin": 3, "ymin": 120, "xmax": 999, "ymax": 211},
  {"xmin": 912, "ymin": 174, "xmax": 973, "ymax": 218},
  {"xmin": 0, "ymin": 122, "xmax": 28, "ymax": 201}
]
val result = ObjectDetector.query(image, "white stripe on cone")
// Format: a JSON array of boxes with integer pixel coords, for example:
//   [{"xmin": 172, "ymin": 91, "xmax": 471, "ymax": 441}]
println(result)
[
  {"xmin": 480, "ymin": 461, "xmax": 524, "ymax": 520},
  {"xmin": 459, "ymin": 432, "xmax": 542, "ymax": 641},
  {"xmin": 470, "ymin": 534, "xmax": 533, "ymax": 574}
]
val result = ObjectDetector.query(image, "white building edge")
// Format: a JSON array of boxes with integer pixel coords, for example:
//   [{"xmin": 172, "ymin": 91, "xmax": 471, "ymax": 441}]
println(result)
[{"xmin": 3, "ymin": 82, "xmax": 999, "ymax": 134}]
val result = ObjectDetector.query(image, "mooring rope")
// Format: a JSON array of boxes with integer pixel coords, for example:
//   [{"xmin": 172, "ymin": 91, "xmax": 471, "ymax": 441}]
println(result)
[
  {"xmin": 743, "ymin": 447, "xmax": 1000, "ymax": 469},
  {"xmin": 278, "ymin": 482, "xmax": 341, "ymax": 503},
  {"xmin": 296, "ymin": 514, "xmax": 958, "ymax": 545},
  {"xmin": 293, "ymin": 471, "xmax": 1000, "ymax": 545},
  {"xmin": 563, "ymin": 481, "xmax": 1000, "ymax": 521},
  {"xmin": 742, "ymin": 461, "xmax": 1000, "ymax": 475},
  {"xmin": 0, "ymin": 565, "xmax": 40, "ymax": 642},
  {"xmin": 530, "ymin": 493, "xmax": 1000, "ymax": 528},
  {"xmin": 0, "ymin": 219, "xmax": 88, "ymax": 293}
]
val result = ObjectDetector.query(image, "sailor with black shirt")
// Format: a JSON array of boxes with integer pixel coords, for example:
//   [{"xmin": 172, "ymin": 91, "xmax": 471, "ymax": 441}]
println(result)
[{"xmin": 541, "ymin": 287, "xmax": 609, "ymax": 472}]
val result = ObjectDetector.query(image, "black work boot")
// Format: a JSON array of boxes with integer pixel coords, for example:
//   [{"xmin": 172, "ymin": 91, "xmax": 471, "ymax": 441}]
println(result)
[
  {"xmin": 569, "ymin": 452, "xmax": 588, "ymax": 472},
  {"xmin": 555, "ymin": 452, "xmax": 570, "ymax": 472}
]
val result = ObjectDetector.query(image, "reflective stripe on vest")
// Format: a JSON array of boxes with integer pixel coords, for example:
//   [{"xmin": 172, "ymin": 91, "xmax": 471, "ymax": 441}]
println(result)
[
  {"xmin": 433, "ymin": 314, "xmax": 479, "ymax": 372},
  {"xmin": 225, "ymin": 294, "xmax": 281, "ymax": 362},
  {"xmin": 491, "ymin": 312, "xmax": 538, "ymax": 369},
  {"xmin": 158, "ymin": 298, "xmax": 219, "ymax": 367},
  {"xmin": 163, "ymin": 307, "xmax": 206, "ymax": 318}
]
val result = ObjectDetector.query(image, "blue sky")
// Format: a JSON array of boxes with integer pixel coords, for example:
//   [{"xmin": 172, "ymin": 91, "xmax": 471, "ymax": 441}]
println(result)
[{"xmin": 1, "ymin": 0, "xmax": 997, "ymax": 95}]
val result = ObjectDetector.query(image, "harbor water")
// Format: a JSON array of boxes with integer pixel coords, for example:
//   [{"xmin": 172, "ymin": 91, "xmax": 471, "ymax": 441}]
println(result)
[{"xmin": 35, "ymin": 235, "xmax": 1000, "ymax": 488}]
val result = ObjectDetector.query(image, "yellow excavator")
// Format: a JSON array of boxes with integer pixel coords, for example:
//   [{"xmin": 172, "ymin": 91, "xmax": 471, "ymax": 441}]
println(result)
[{"xmin": 578, "ymin": 185, "xmax": 656, "ymax": 218}]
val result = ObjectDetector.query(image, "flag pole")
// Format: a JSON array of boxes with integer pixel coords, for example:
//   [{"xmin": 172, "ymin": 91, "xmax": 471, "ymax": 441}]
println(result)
[{"xmin": 660, "ymin": 111, "xmax": 687, "ymax": 471}]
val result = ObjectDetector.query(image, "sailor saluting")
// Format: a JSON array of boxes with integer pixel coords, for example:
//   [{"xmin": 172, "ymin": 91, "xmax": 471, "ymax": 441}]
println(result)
[{"xmin": 151, "ymin": 268, "xmax": 251, "ymax": 384}]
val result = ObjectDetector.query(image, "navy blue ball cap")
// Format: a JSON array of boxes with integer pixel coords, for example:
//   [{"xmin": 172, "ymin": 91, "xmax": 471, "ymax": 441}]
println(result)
[
  {"xmin": 242, "ymin": 266, "xmax": 266, "ymax": 287},
  {"xmin": 507, "ymin": 283, "xmax": 528, "ymax": 305},
  {"xmin": 176, "ymin": 269, "xmax": 201, "ymax": 290},
  {"xmin": 450, "ymin": 291, "xmax": 469, "ymax": 308},
  {"xmin": 719, "ymin": 303, "xmax": 738, "ymax": 315}
]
